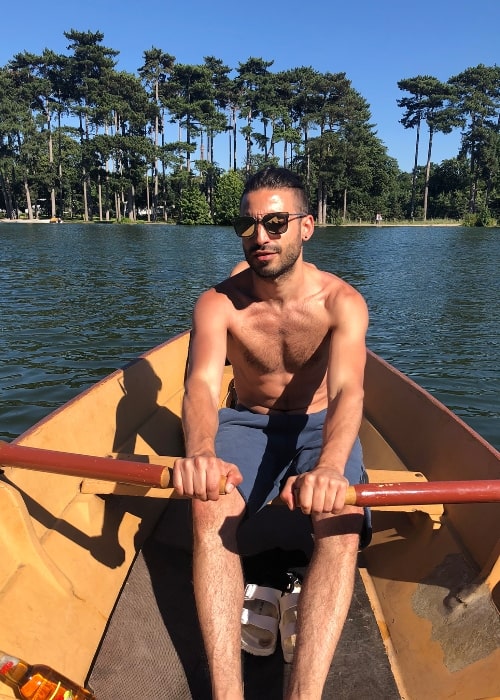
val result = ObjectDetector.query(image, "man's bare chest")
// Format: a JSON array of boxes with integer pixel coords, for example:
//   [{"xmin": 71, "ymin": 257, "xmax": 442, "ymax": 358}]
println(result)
[{"xmin": 228, "ymin": 308, "xmax": 331, "ymax": 375}]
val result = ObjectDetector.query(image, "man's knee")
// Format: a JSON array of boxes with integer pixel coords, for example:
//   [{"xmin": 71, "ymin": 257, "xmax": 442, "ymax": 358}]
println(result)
[
  {"xmin": 192, "ymin": 492, "xmax": 245, "ymax": 548},
  {"xmin": 311, "ymin": 507, "xmax": 364, "ymax": 548}
]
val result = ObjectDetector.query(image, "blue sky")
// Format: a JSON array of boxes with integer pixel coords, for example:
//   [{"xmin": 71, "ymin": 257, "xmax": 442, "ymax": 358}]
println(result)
[{"xmin": 2, "ymin": 0, "xmax": 499, "ymax": 172}]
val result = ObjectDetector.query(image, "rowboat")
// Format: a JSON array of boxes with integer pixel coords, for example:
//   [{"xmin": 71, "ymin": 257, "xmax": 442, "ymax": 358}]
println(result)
[{"xmin": 1, "ymin": 331, "xmax": 499, "ymax": 699}]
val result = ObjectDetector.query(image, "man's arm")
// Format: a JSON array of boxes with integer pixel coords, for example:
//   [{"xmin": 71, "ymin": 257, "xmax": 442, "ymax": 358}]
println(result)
[
  {"xmin": 173, "ymin": 288, "xmax": 243, "ymax": 500},
  {"xmin": 282, "ymin": 286, "xmax": 368, "ymax": 514},
  {"xmin": 320, "ymin": 286, "xmax": 368, "ymax": 473}
]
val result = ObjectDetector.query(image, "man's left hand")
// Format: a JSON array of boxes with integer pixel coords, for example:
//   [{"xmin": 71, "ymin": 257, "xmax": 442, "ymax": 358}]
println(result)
[{"xmin": 281, "ymin": 467, "xmax": 349, "ymax": 514}]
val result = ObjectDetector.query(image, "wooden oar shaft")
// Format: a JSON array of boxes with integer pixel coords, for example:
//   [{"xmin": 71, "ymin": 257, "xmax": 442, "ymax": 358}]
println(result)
[
  {"xmin": 0, "ymin": 440, "xmax": 171, "ymax": 488},
  {"xmin": 2, "ymin": 441, "xmax": 499, "ymax": 506},
  {"xmin": 345, "ymin": 480, "xmax": 500, "ymax": 506}
]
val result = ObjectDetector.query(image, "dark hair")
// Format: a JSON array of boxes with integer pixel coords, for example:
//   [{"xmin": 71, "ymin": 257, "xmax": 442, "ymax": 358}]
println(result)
[{"xmin": 242, "ymin": 166, "xmax": 309, "ymax": 212}]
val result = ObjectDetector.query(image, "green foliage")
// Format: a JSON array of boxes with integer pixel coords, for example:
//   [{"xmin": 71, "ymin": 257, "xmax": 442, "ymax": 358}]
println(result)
[
  {"xmin": 427, "ymin": 158, "xmax": 469, "ymax": 218},
  {"xmin": 462, "ymin": 208, "xmax": 497, "ymax": 227},
  {"xmin": 448, "ymin": 64, "xmax": 500, "ymax": 216},
  {"xmin": 177, "ymin": 182, "xmax": 212, "ymax": 224},
  {"xmin": 1, "ymin": 30, "xmax": 499, "ymax": 225},
  {"xmin": 212, "ymin": 170, "xmax": 244, "ymax": 225}
]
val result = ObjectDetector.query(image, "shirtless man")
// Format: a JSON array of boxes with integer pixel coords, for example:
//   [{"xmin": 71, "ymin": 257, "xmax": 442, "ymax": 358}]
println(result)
[{"xmin": 173, "ymin": 166, "xmax": 370, "ymax": 700}]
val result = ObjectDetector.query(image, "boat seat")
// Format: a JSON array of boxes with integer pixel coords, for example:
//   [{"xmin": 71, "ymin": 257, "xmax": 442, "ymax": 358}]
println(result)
[
  {"xmin": 81, "ymin": 414, "xmax": 444, "ymax": 524},
  {"xmin": 365, "ymin": 468, "xmax": 444, "ymax": 522},
  {"xmin": 80, "ymin": 463, "xmax": 443, "ymax": 524},
  {"xmin": 81, "ymin": 381, "xmax": 443, "ymax": 524},
  {"xmin": 360, "ymin": 419, "xmax": 444, "ymax": 523}
]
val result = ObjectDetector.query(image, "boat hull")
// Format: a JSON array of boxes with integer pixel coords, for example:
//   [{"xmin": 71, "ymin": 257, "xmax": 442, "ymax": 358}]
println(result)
[{"xmin": 0, "ymin": 332, "xmax": 498, "ymax": 699}]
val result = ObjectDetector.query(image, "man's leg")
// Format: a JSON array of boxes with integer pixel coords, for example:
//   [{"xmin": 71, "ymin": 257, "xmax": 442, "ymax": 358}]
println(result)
[
  {"xmin": 285, "ymin": 507, "xmax": 364, "ymax": 700},
  {"xmin": 192, "ymin": 490, "xmax": 246, "ymax": 700}
]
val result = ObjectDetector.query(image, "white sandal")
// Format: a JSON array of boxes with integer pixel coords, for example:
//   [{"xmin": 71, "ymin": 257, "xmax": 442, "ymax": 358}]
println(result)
[
  {"xmin": 241, "ymin": 583, "xmax": 281, "ymax": 656},
  {"xmin": 279, "ymin": 579, "xmax": 301, "ymax": 663}
]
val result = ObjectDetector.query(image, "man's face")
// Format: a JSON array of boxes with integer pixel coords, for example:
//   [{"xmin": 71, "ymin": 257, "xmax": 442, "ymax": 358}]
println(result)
[{"xmin": 240, "ymin": 188, "xmax": 312, "ymax": 279}]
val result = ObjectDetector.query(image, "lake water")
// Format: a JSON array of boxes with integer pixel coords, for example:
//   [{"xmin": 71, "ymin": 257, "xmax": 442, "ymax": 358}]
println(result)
[{"xmin": 0, "ymin": 222, "xmax": 498, "ymax": 450}]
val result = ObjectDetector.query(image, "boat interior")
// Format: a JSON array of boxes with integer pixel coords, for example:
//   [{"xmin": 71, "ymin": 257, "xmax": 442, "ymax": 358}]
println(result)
[{"xmin": 1, "ymin": 332, "xmax": 499, "ymax": 699}]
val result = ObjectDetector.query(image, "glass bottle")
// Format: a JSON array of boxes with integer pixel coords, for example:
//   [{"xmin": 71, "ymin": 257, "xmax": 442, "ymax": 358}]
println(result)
[{"xmin": 0, "ymin": 651, "xmax": 95, "ymax": 699}]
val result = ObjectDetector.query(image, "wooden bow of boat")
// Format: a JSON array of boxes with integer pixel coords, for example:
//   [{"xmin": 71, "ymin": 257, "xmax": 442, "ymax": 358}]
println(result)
[{"xmin": 0, "ymin": 331, "xmax": 499, "ymax": 699}]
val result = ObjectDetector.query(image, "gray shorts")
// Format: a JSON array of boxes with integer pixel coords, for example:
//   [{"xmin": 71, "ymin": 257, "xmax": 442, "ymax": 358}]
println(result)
[{"xmin": 215, "ymin": 405, "xmax": 371, "ymax": 546}]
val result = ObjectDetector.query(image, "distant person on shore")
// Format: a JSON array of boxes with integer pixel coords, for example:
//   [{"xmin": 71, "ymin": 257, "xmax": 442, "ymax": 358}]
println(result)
[
  {"xmin": 174, "ymin": 166, "xmax": 371, "ymax": 699},
  {"xmin": 375, "ymin": 212, "xmax": 382, "ymax": 225}
]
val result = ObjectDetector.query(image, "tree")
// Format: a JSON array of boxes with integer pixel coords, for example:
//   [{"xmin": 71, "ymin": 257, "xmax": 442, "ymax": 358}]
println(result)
[
  {"xmin": 10, "ymin": 30, "xmax": 497, "ymax": 224},
  {"xmin": 285, "ymin": 66, "xmax": 324, "ymax": 182},
  {"xmin": 212, "ymin": 169, "xmax": 244, "ymax": 224},
  {"xmin": 138, "ymin": 48, "xmax": 175, "ymax": 220},
  {"xmin": 7, "ymin": 50, "xmax": 70, "ymax": 218},
  {"xmin": 0, "ymin": 65, "xmax": 27, "ymax": 217},
  {"xmin": 448, "ymin": 64, "xmax": 500, "ymax": 213},
  {"xmin": 420, "ymin": 82, "xmax": 459, "ymax": 220},
  {"xmin": 161, "ymin": 63, "xmax": 216, "ymax": 173},
  {"xmin": 271, "ymin": 69, "xmax": 303, "ymax": 168},
  {"xmin": 0, "ymin": 68, "xmax": 12, "ymax": 211},
  {"xmin": 307, "ymin": 71, "xmax": 352, "ymax": 223},
  {"xmin": 235, "ymin": 57, "xmax": 274, "ymax": 173},
  {"xmin": 333, "ymin": 88, "xmax": 376, "ymax": 222},
  {"xmin": 64, "ymin": 29, "xmax": 119, "ymax": 220},
  {"xmin": 0, "ymin": 56, "xmax": 57, "ymax": 219},
  {"xmin": 398, "ymin": 76, "xmax": 460, "ymax": 220},
  {"xmin": 177, "ymin": 181, "xmax": 212, "ymax": 224},
  {"xmin": 397, "ymin": 75, "xmax": 455, "ymax": 218},
  {"xmin": 427, "ymin": 157, "xmax": 469, "ymax": 218},
  {"xmin": 203, "ymin": 56, "xmax": 232, "ymax": 164}
]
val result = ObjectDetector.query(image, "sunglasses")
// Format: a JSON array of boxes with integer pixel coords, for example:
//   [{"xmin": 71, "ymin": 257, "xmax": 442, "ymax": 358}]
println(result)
[{"xmin": 232, "ymin": 212, "xmax": 308, "ymax": 238}]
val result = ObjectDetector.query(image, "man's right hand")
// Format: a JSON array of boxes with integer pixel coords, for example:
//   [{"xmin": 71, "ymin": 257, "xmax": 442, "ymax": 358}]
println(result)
[{"xmin": 173, "ymin": 453, "xmax": 243, "ymax": 501}]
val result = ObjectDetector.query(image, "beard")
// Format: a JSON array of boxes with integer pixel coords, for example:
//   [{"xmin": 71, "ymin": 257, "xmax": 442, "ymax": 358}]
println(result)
[{"xmin": 244, "ymin": 240, "xmax": 303, "ymax": 279}]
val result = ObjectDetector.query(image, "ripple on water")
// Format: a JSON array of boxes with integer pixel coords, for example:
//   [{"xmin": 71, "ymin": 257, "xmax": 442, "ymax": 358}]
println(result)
[{"xmin": 0, "ymin": 223, "xmax": 498, "ymax": 448}]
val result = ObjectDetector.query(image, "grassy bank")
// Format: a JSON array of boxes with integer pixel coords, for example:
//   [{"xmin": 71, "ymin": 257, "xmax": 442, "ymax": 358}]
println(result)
[{"xmin": 319, "ymin": 218, "xmax": 463, "ymax": 227}]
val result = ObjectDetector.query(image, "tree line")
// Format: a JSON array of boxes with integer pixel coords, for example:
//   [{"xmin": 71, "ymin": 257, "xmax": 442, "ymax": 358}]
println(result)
[{"xmin": 0, "ymin": 29, "xmax": 499, "ymax": 225}]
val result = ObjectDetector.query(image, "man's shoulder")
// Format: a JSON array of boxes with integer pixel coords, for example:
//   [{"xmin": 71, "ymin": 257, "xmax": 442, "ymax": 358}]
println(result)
[
  {"xmin": 195, "ymin": 272, "xmax": 250, "ymax": 313},
  {"xmin": 306, "ymin": 264, "xmax": 360, "ymax": 298},
  {"xmin": 308, "ymin": 266, "xmax": 367, "ymax": 322},
  {"xmin": 213, "ymin": 266, "xmax": 253, "ymax": 297},
  {"xmin": 195, "ymin": 283, "xmax": 231, "ymax": 310},
  {"xmin": 229, "ymin": 260, "xmax": 249, "ymax": 277}
]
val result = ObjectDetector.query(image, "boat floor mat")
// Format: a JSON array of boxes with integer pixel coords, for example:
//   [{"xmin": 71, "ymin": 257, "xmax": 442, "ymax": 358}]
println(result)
[{"xmin": 89, "ymin": 502, "xmax": 400, "ymax": 699}]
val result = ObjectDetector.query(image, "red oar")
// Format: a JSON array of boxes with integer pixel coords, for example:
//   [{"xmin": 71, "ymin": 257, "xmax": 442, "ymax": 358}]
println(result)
[
  {"xmin": 344, "ymin": 479, "xmax": 500, "ymax": 506},
  {"xmin": 1, "ymin": 440, "xmax": 499, "ymax": 506},
  {"xmin": 0, "ymin": 440, "xmax": 172, "ymax": 488}
]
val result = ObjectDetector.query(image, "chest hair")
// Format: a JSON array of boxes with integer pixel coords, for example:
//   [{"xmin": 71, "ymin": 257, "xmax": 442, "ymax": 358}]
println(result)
[{"xmin": 230, "ymin": 306, "xmax": 330, "ymax": 374}]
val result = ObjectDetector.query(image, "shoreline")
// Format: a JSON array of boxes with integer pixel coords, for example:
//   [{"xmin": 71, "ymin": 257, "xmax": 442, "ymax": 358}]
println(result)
[
  {"xmin": 0, "ymin": 218, "xmax": 61, "ymax": 224},
  {"xmin": 319, "ymin": 221, "xmax": 464, "ymax": 228},
  {"xmin": 1, "ymin": 218, "xmax": 466, "ymax": 228}
]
